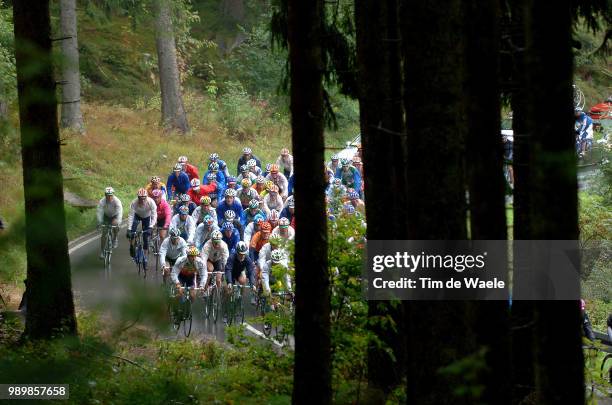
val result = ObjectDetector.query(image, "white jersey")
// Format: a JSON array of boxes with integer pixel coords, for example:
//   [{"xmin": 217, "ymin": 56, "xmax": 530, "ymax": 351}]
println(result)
[
  {"xmin": 265, "ymin": 173, "xmax": 288, "ymax": 198},
  {"xmin": 237, "ymin": 172, "xmax": 257, "ymax": 185},
  {"xmin": 260, "ymin": 253, "xmax": 291, "ymax": 294},
  {"xmin": 97, "ymin": 196, "xmax": 123, "ymax": 224},
  {"xmin": 200, "ymin": 239, "xmax": 229, "ymax": 266},
  {"xmin": 192, "ymin": 206, "xmax": 217, "ymax": 225},
  {"xmin": 170, "ymin": 214, "xmax": 196, "ymax": 243},
  {"xmin": 271, "ymin": 225, "xmax": 295, "ymax": 241},
  {"xmin": 243, "ymin": 222, "xmax": 258, "ymax": 246},
  {"xmin": 128, "ymin": 197, "xmax": 157, "ymax": 227},
  {"xmin": 275, "ymin": 154, "xmax": 293, "ymax": 176},
  {"xmin": 171, "ymin": 255, "xmax": 207, "ymax": 287},
  {"xmin": 237, "ymin": 187, "xmax": 259, "ymax": 207},
  {"xmin": 159, "ymin": 236, "xmax": 188, "ymax": 267},
  {"xmin": 193, "ymin": 222, "xmax": 220, "ymax": 250},
  {"xmin": 264, "ymin": 193, "xmax": 284, "ymax": 213}
]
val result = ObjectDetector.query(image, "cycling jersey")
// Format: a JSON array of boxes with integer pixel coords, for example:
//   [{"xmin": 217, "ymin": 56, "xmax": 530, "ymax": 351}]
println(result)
[
  {"xmin": 243, "ymin": 221, "xmax": 259, "ymax": 246},
  {"xmin": 263, "ymin": 193, "xmax": 284, "ymax": 213},
  {"xmin": 250, "ymin": 230, "xmax": 270, "ymax": 253},
  {"xmin": 576, "ymin": 112, "xmax": 594, "ymax": 140},
  {"xmin": 201, "ymin": 239, "xmax": 229, "ymax": 266},
  {"xmin": 194, "ymin": 222, "xmax": 220, "ymax": 250},
  {"xmin": 225, "ymin": 252, "xmax": 256, "ymax": 285},
  {"xmin": 241, "ymin": 208, "xmax": 267, "ymax": 228},
  {"xmin": 280, "ymin": 207, "xmax": 294, "ymax": 223},
  {"xmin": 97, "ymin": 196, "xmax": 123, "ymax": 225},
  {"xmin": 169, "ymin": 213, "xmax": 196, "ymax": 243},
  {"xmin": 236, "ymin": 155, "xmax": 261, "ymax": 176},
  {"xmin": 216, "ymin": 200, "xmax": 244, "ymax": 226},
  {"xmin": 192, "ymin": 206, "xmax": 217, "ymax": 225},
  {"xmin": 222, "ymin": 228, "xmax": 240, "ymax": 254},
  {"xmin": 260, "ymin": 255, "xmax": 291, "ymax": 294},
  {"xmin": 265, "ymin": 172, "xmax": 289, "ymax": 198},
  {"xmin": 173, "ymin": 201, "xmax": 197, "ymax": 216},
  {"xmin": 171, "ymin": 255, "xmax": 206, "ymax": 287},
  {"xmin": 128, "ymin": 197, "xmax": 157, "ymax": 226},
  {"xmin": 275, "ymin": 154, "xmax": 293, "ymax": 177},
  {"xmin": 288, "ymin": 174, "xmax": 294, "ymax": 196},
  {"xmin": 271, "ymin": 225, "xmax": 295, "ymax": 241},
  {"xmin": 237, "ymin": 172, "xmax": 257, "ymax": 186},
  {"xmin": 145, "ymin": 183, "xmax": 168, "ymax": 200},
  {"xmin": 166, "ymin": 171, "xmax": 191, "ymax": 200},
  {"xmin": 183, "ymin": 163, "xmax": 200, "ymax": 181},
  {"xmin": 237, "ymin": 186, "xmax": 259, "ymax": 208},
  {"xmin": 187, "ymin": 186, "xmax": 209, "ymax": 205},
  {"xmin": 335, "ymin": 166, "xmax": 362, "ymax": 192},
  {"xmin": 203, "ymin": 170, "xmax": 226, "ymax": 200},
  {"xmin": 156, "ymin": 198, "xmax": 172, "ymax": 228},
  {"xmin": 159, "ymin": 236, "xmax": 187, "ymax": 268}
]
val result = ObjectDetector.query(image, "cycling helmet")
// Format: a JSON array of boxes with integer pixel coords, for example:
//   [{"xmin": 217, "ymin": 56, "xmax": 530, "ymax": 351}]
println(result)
[
  {"xmin": 331, "ymin": 154, "xmax": 339, "ymax": 161},
  {"xmin": 341, "ymin": 158, "xmax": 350, "ymax": 167},
  {"xmin": 179, "ymin": 205, "xmax": 190, "ymax": 215},
  {"xmin": 224, "ymin": 188, "xmax": 237, "ymax": 197},
  {"xmin": 254, "ymin": 214, "xmax": 265, "ymax": 224},
  {"xmin": 137, "ymin": 188, "xmax": 148, "ymax": 197},
  {"xmin": 240, "ymin": 164, "xmax": 249, "ymax": 173},
  {"xmin": 151, "ymin": 189, "xmax": 163, "ymax": 198},
  {"xmin": 208, "ymin": 162, "xmax": 219, "ymax": 171},
  {"xmin": 249, "ymin": 199, "xmax": 259, "ymax": 209},
  {"xmin": 265, "ymin": 163, "xmax": 272, "ymax": 172},
  {"xmin": 211, "ymin": 230, "xmax": 222, "ymax": 241},
  {"xmin": 270, "ymin": 164, "xmax": 279, "ymax": 174},
  {"xmin": 178, "ymin": 156, "xmax": 188, "ymax": 163},
  {"xmin": 247, "ymin": 159, "xmax": 256, "ymax": 168},
  {"xmin": 280, "ymin": 148, "xmax": 289, "ymax": 156},
  {"xmin": 333, "ymin": 178, "xmax": 342, "ymax": 186},
  {"xmin": 204, "ymin": 215, "xmax": 214, "ymax": 226},
  {"xmin": 242, "ymin": 147, "xmax": 252, "ymax": 154},
  {"xmin": 227, "ymin": 176, "xmax": 236, "ymax": 184},
  {"xmin": 222, "ymin": 222, "xmax": 234, "ymax": 232},
  {"xmin": 224, "ymin": 210, "xmax": 236, "ymax": 221},
  {"xmin": 180, "ymin": 193, "xmax": 191, "ymax": 202},
  {"xmin": 200, "ymin": 196, "xmax": 211, "ymax": 205},
  {"xmin": 207, "ymin": 173, "xmax": 216, "ymax": 182},
  {"xmin": 348, "ymin": 191, "xmax": 359, "ymax": 200},
  {"xmin": 236, "ymin": 241, "xmax": 248, "ymax": 254},
  {"xmin": 256, "ymin": 175, "xmax": 265, "ymax": 184},
  {"xmin": 268, "ymin": 184, "xmax": 279, "ymax": 193},
  {"xmin": 287, "ymin": 199, "xmax": 295, "ymax": 208},
  {"xmin": 271, "ymin": 249, "xmax": 284, "ymax": 263},
  {"xmin": 352, "ymin": 156, "xmax": 362, "ymax": 164},
  {"xmin": 209, "ymin": 153, "xmax": 219, "ymax": 161},
  {"xmin": 574, "ymin": 106, "xmax": 583, "ymax": 113},
  {"xmin": 104, "ymin": 186, "xmax": 115, "ymax": 195},
  {"xmin": 265, "ymin": 180, "xmax": 274, "ymax": 190},
  {"xmin": 343, "ymin": 204, "xmax": 355, "ymax": 215},
  {"xmin": 169, "ymin": 228, "xmax": 181, "ymax": 238},
  {"xmin": 269, "ymin": 234, "xmax": 282, "ymax": 247},
  {"xmin": 173, "ymin": 163, "xmax": 183, "ymax": 171},
  {"xmin": 241, "ymin": 178, "xmax": 251, "ymax": 188},
  {"xmin": 190, "ymin": 178, "xmax": 200, "ymax": 187},
  {"xmin": 260, "ymin": 222, "xmax": 272, "ymax": 232},
  {"xmin": 187, "ymin": 246, "xmax": 199, "ymax": 256},
  {"xmin": 150, "ymin": 176, "xmax": 161, "ymax": 183},
  {"xmin": 279, "ymin": 217, "xmax": 290, "ymax": 227},
  {"xmin": 269, "ymin": 209, "xmax": 280, "ymax": 220}
]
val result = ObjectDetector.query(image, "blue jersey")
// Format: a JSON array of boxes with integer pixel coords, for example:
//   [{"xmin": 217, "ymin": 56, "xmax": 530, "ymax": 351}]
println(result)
[
  {"xmin": 335, "ymin": 166, "xmax": 362, "ymax": 192},
  {"xmin": 203, "ymin": 170, "xmax": 226, "ymax": 200},
  {"xmin": 216, "ymin": 200, "xmax": 244, "ymax": 226},
  {"xmin": 222, "ymin": 228, "xmax": 241, "ymax": 254},
  {"xmin": 166, "ymin": 172, "xmax": 191, "ymax": 200},
  {"xmin": 575, "ymin": 112, "xmax": 593, "ymax": 138},
  {"xmin": 225, "ymin": 252, "xmax": 256, "ymax": 285}
]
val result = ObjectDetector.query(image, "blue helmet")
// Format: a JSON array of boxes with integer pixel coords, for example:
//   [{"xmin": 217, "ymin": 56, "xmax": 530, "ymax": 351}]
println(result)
[{"xmin": 222, "ymin": 222, "xmax": 234, "ymax": 232}]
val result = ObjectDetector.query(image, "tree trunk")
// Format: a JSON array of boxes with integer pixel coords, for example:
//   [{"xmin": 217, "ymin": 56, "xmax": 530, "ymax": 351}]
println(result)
[
  {"xmin": 524, "ymin": 1, "xmax": 584, "ymax": 403},
  {"xmin": 401, "ymin": 1, "xmax": 474, "ymax": 404},
  {"xmin": 59, "ymin": 0, "xmax": 84, "ymax": 132},
  {"xmin": 154, "ymin": 0, "xmax": 189, "ymax": 134},
  {"xmin": 220, "ymin": 0, "xmax": 245, "ymax": 23},
  {"xmin": 287, "ymin": 0, "xmax": 330, "ymax": 403},
  {"xmin": 463, "ymin": 0, "xmax": 510, "ymax": 403},
  {"xmin": 355, "ymin": 0, "xmax": 406, "ymax": 397},
  {"xmin": 13, "ymin": 0, "xmax": 77, "ymax": 339}
]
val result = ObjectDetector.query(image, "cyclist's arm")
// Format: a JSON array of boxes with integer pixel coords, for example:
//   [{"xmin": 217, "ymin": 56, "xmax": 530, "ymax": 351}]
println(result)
[
  {"xmin": 186, "ymin": 217, "xmax": 196, "ymax": 244},
  {"xmin": 159, "ymin": 238, "xmax": 168, "ymax": 268},
  {"xmin": 246, "ymin": 256, "xmax": 256, "ymax": 286},
  {"xmin": 170, "ymin": 259, "xmax": 182, "ymax": 285},
  {"xmin": 148, "ymin": 199, "xmax": 157, "ymax": 228},
  {"xmin": 127, "ymin": 200, "xmax": 136, "ymax": 230},
  {"xmin": 166, "ymin": 175, "xmax": 175, "ymax": 200},
  {"xmin": 225, "ymin": 255, "xmax": 234, "ymax": 284},
  {"xmin": 116, "ymin": 199, "xmax": 123, "ymax": 225},
  {"xmin": 162, "ymin": 202, "xmax": 172, "ymax": 228},
  {"xmin": 96, "ymin": 200, "xmax": 105, "ymax": 225}
]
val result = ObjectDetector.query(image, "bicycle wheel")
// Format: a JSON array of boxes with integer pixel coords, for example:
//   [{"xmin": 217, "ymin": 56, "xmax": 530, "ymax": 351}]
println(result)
[
  {"xmin": 211, "ymin": 286, "xmax": 220, "ymax": 323},
  {"xmin": 204, "ymin": 289, "xmax": 212, "ymax": 319},
  {"xmin": 226, "ymin": 291, "xmax": 235, "ymax": 325},
  {"xmin": 237, "ymin": 290, "xmax": 245, "ymax": 325},
  {"xmin": 183, "ymin": 298, "xmax": 192, "ymax": 337}
]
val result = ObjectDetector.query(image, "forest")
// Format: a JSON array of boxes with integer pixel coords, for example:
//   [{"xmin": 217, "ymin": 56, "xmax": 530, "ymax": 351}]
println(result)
[{"xmin": 0, "ymin": 0, "xmax": 611, "ymax": 404}]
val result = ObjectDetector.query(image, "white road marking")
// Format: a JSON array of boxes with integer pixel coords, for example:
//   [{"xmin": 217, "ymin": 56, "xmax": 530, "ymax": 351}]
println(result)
[
  {"xmin": 68, "ymin": 225, "xmax": 126, "ymax": 254},
  {"xmin": 243, "ymin": 322, "xmax": 284, "ymax": 347}
]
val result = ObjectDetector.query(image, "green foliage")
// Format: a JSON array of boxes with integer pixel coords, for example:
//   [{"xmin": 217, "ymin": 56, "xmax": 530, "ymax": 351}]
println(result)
[
  {"xmin": 0, "ymin": 2, "xmax": 15, "ymax": 103},
  {"xmin": 438, "ymin": 348, "xmax": 488, "ymax": 403}
]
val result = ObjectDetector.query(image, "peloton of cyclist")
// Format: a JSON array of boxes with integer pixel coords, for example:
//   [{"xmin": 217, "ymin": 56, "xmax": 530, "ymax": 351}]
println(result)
[
  {"xmin": 96, "ymin": 187, "xmax": 123, "ymax": 259},
  {"xmin": 159, "ymin": 227, "xmax": 188, "ymax": 282}
]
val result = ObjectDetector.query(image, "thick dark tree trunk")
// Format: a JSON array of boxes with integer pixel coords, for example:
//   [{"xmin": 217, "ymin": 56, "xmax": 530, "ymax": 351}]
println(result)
[
  {"xmin": 355, "ymin": 0, "xmax": 406, "ymax": 398},
  {"xmin": 287, "ymin": 0, "xmax": 330, "ymax": 403},
  {"xmin": 220, "ymin": 0, "xmax": 244, "ymax": 23},
  {"xmin": 13, "ymin": 0, "xmax": 77, "ymax": 339},
  {"xmin": 59, "ymin": 0, "xmax": 84, "ymax": 132},
  {"xmin": 154, "ymin": 0, "xmax": 189, "ymax": 133},
  {"xmin": 524, "ymin": 1, "xmax": 584, "ymax": 403},
  {"xmin": 401, "ymin": 1, "xmax": 474, "ymax": 404},
  {"xmin": 463, "ymin": 1, "xmax": 510, "ymax": 404}
]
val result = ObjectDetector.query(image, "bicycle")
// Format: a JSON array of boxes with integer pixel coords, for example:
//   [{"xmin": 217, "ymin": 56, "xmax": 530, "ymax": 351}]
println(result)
[
  {"xmin": 224, "ymin": 284, "xmax": 249, "ymax": 326},
  {"xmin": 202, "ymin": 271, "xmax": 225, "ymax": 323},
  {"xmin": 131, "ymin": 230, "xmax": 149, "ymax": 279},
  {"xmin": 168, "ymin": 284, "xmax": 200, "ymax": 337},
  {"xmin": 149, "ymin": 227, "xmax": 166, "ymax": 279},
  {"xmin": 100, "ymin": 224, "xmax": 119, "ymax": 271}
]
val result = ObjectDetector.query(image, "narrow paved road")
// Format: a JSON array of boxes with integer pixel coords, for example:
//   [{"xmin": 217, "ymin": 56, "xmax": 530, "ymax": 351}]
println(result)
[{"xmin": 68, "ymin": 230, "xmax": 280, "ymax": 344}]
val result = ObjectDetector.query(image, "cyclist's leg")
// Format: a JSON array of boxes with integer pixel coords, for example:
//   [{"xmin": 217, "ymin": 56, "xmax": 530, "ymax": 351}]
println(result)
[
  {"xmin": 142, "ymin": 216, "xmax": 151, "ymax": 254},
  {"xmin": 111, "ymin": 216, "xmax": 120, "ymax": 247},
  {"xmin": 262, "ymin": 270, "xmax": 271, "ymax": 296},
  {"xmin": 129, "ymin": 216, "xmax": 140, "ymax": 257}
]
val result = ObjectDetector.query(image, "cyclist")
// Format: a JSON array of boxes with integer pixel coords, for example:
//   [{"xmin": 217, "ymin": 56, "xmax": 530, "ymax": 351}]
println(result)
[
  {"xmin": 581, "ymin": 299, "xmax": 595, "ymax": 341},
  {"xmin": 216, "ymin": 188, "xmax": 244, "ymax": 227},
  {"xmin": 288, "ymin": 173, "xmax": 294, "ymax": 196},
  {"xmin": 96, "ymin": 187, "xmax": 123, "ymax": 259},
  {"xmin": 170, "ymin": 205, "xmax": 196, "ymax": 244},
  {"xmin": 221, "ymin": 209, "xmax": 244, "ymax": 240},
  {"xmin": 244, "ymin": 214, "xmax": 265, "ymax": 246},
  {"xmin": 271, "ymin": 217, "xmax": 295, "ymax": 241},
  {"xmin": 221, "ymin": 222, "xmax": 240, "ymax": 254},
  {"xmin": 275, "ymin": 148, "xmax": 293, "ymax": 178},
  {"xmin": 145, "ymin": 176, "xmax": 168, "ymax": 200},
  {"xmin": 263, "ymin": 184, "xmax": 283, "ymax": 214},
  {"xmin": 324, "ymin": 166, "xmax": 335, "ymax": 195},
  {"xmin": 249, "ymin": 221, "xmax": 272, "ymax": 263},
  {"xmin": 127, "ymin": 188, "xmax": 157, "ymax": 261},
  {"xmin": 236, "ymin": 147, "xmax": 261, "ymax": 176},
  {"xmin": 280, "ymin": 198, "xmax": 295, "ymax": 224},
  {"xmin": 347, "ymin": 191, "xmax": 366, "ymax": 215},
  {"xmin": 209, "ymin": 152, "xmax": 230, "ymax": 179},
  {"xmin": 201, "ymin": 230, "xmax": 229, "ymax": 288},
  {"xmin": 261, "ymin": 249, "xmax": 291, "ymax": 296},
  {"xmin": 203, "ymin": 162, "xmax": 226, "ymax": 200},
  {"xmin": 267, "ymin": 209, "xmax": 280, "ymax": 231},
  {"xmin": 159, "ymin": 227, "xmax": 188, "ymax": 282},
  {"xmin": 237, "ymin": 178, "xmax": 259, "ymax": 209},
  {"xmin": 173, "ymin": 193, "xmax": 197, "ymax": 216},
  {"xmin": 226, "ymin": 176, "xmax": 239, "ymax": 191},
  {"xmin": 241, "ymin": 199, "xmax": 267, "ymax": 228},
  {"xmin": 167, "ymin": 163, "xmax": 190, "ymax": 201},
  {"xmin": 253, "ymin": 175, "xmax": 267, "ymax": 195},
  {"xmin": 187, "ymin": 178, "xmax": 208, "ymax": 204},
  {"xmin": 574, "ymin": 107, "xmax": 593, "ymax": 157},
  {"xmin": 327, "ymin": 154, "xmax": 340, "ymax": 173},
  {"xmin": 192, "ymin": 196, "xmax": 217, "ymax": 225},
  {"xmin": 177, "ymin": 155, "xmax": 199, "ymax": 181},
  {"xmin": 171, "ymin": 246, "xmax": 206, "ymax": 301},
  {"xmin": 266, "ymin": 164, "xmax": 288, "ymax": 199},
  {"xmin": 262, "ymin": 163, "xmax": 273, "ymax": 178},
  {"xmin": 247, "ymin": 158, "xmax": 263, "ymax": 177},
  {"xmin": 237, "ymin": 164, "xmax": 257, "ymax": 186},
  {"xmin": 335, "ymin": 158, "xmax": 362, "ymax": 192},
  {"xmin": 194, "ymin": 214, "xmax": 219, "ymax": 250},
  {"xmin": 152, "ymin": 189, "xmax": 171, "ymax": 241},
  {"xmin": 225, "ymin": 241, "xmax": 256, "ymax": 289},
  {"xmin": 258, "ymin": 234, "xmax": 284, "ymax": 271},
  {"xmin": 352, "ymin": 157, "xmax": 365, "ymax": 197}
]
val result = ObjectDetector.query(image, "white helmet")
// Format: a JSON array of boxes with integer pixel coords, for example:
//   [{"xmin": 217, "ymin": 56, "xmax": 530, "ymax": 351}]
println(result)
[
  {"xmin": 104, "ymin": 187, "xmax": 115, "ymax": 195},
  {"xmin": 178, "ymin": 156, "xmax": 188, "ymax": 163},
  {"xmin": 190, "ymin": 178, "xmax": 200, "ymax": 187}
]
